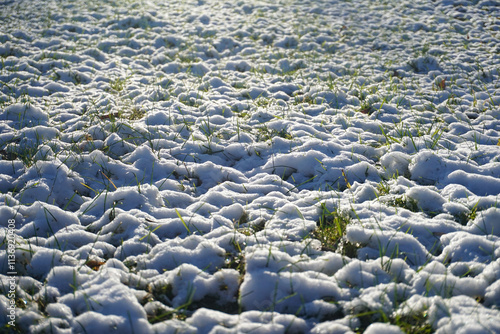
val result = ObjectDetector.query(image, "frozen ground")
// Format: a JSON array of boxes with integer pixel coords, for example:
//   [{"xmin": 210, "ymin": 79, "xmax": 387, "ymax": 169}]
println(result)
[{"xmin": 0, "ymin": 0, "xmax": 499, "ymax": 333}]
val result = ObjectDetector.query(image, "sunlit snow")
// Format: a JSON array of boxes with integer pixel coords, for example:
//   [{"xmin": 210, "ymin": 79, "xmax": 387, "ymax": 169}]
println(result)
[{"xmin": 1, "ymin": 0, "xmax": 499, "ymax": 333}]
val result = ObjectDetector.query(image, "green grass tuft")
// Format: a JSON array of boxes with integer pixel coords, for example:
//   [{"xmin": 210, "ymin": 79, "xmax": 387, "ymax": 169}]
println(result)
[{"xmin": 312, "ymin": 203, "xmax": 353, "ymax": 254}]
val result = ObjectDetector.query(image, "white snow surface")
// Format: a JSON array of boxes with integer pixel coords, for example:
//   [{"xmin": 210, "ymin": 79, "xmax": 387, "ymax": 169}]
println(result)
[{"xmin": 1, "ymin": 0, "xmax": 499, "ymax": 333}]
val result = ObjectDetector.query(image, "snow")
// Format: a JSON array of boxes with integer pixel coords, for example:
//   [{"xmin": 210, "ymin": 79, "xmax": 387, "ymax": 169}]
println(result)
[
  {"xmin": 364, "ymin": 323, "xmax": 404, "ymax": 334},
  {"xmin": 1, "ymin": 0, "xmax": 500, "ymax": 332}
]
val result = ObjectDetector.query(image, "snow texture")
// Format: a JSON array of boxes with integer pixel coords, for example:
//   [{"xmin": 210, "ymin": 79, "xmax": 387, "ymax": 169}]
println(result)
[{"xmin": 0, "ymin": 0, "xmax": 499, "ymax": 332}]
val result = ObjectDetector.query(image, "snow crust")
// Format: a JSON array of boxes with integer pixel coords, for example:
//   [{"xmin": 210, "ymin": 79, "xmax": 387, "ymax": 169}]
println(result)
[{"xmin": 0, "ymin": 0, "xmax": 499, "ymax": 332}]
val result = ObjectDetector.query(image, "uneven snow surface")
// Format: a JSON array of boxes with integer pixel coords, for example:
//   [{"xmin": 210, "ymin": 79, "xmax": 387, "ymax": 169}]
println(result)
[{"xmin": 1, "ymin": 0, "xmax": 500, "ymax": 333}]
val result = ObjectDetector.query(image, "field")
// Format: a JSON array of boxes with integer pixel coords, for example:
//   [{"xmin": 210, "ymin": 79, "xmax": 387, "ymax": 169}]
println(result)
[{"xmin": 1, "ymin": 0, "xmax": 500, "ymax": 333}]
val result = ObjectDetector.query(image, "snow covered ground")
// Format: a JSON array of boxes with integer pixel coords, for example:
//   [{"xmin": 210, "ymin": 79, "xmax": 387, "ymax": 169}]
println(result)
[{"xmin": 1, "ymin": 0, "xmax": 499, "ymax": 332}]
